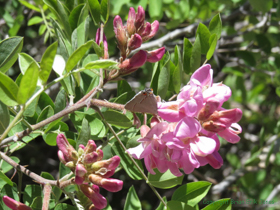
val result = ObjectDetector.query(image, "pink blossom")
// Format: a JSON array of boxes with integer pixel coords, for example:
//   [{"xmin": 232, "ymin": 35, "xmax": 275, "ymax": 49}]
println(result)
[
  {"xmin": 80, "ymin": 184, "xmax": 107, "ymax": 209},
  {"xmin": 2, "ymin": 196, "xmax": 31, "ymax": 210},
  {"xmin": 146, "ymin": 47, "xmax": 166, "ymax": 63}
]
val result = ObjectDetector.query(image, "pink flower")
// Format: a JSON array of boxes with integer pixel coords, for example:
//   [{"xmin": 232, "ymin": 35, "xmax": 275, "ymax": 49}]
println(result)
[
  {"xmin": 80, "ymin": 184, "xmax": 107, "ymax": 209},
  {"xmin": 2, "ymin": 196, "xmax": 31, "ymax": 210},
  {"xmin": 146, "ymin": 47, "xmax": 166, "ymax": 63}
]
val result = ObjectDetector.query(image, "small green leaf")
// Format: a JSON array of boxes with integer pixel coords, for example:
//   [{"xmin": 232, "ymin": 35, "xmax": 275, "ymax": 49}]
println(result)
[
  {"xmin": 54, "ymin": 203, "xmax": 77, "ymax": 210},
  {"xmin": 39, "ymin": 24, "xmax": 47, "ymax": 35},
  {"xmin": 27, "ymin": 16, "xmax": 43, "ymax": 26},
  {"xmin": 202, "ymin": 198, "xmax": 231, "ymax": 210},
  {"xmin": 54, "ymin": 89, "xmax": 66, "ymax": 113},
  {"xmin": 69, "ymin": 4, "xmax": 84, "ymax": 31},
  {"xmin": 190, "ymin": 35, "xmax": 201, "ymax": 74},
  {"xmin": 276, "ymin": 87, "xmax": 280, "ymax": 97},
  {"xmin": 0, "ymin": 37, "xmax": 23, "ymax": 73},
  {"xmin": 209, "ymin": 14, "xmax": 222, "ymax": 39},
  {"xmin": 0, "ymin": 72, "xmax": 19, "ymax": 106},
  {"xmin": 148, "ymin": 169, "xmax": 184, "ymax": 189},
  {"xmin": 117, "ymin": 80, "xmax": 133, "ymax": 96},
  {"xmin": 149, "ymin": 0, "xmax": 163, "ymax": 20},
  {"xmin": 0, "ymin": 171, "xmax": 13, "ymax": 186},
  {"xmin": 85, "ymin": 59, "xmax": 118, "ymax": 70},
  {"xmin": 30, "ymin": 196, "xmax": 43, "ymax": 210},
  {"xmin": 111, "ymin": 141, "xmax": 144, "ymax": 180},
  {"xmin": 124, "ymin": 186, "xmax": 141, "ymax": 210},
  {"xmin": 19, "ymin": 0, "xmax": 41, "ymax": 12},
  {"xmin": 100, "ymin": 0, "xmax": 109, "ymax": 24},
  {"xmin": 226, "ymin": 153, "xmax": 241, "ymax": 169},
  {"xmin": 206, "ymin": 34, "xmax": 217, "ymax": 60},
  {"xmin": 37, "ymin": 105, "xmax": 54, "ymax": 123},
  {"xmin": 249, "ymin": 0, "xmax": 273, "ymax": 13},
  {"xmin": 183, "ymin": 38, "xmax": 193, "ymax": 74},
  {"xmin": 87, "ymin": 0, "xmax": 101, "ymax": 25},
  {"xmin": 197, "ymin": 23, "xmax": 210, "ymax": 54},
  {"xmin": 172, "ymin": 181, "xmax": 212, "ymax": 207},
  {"xmin": 17, "ymin": 62, "xmax": 39, "ymax": 104},
  {"xmin": 0, "ymin": 101, "xmax": 9, "ymax": 134},
  {"xmin": 77, "ymin": 17, "xmax": 89, "ymax": 49},
  {"xmin": 43, "ymin": 132, "xmax": 58, "ymax": 146},
  {"xmin": 92, "ymin": 41, "xmax": 103, "ymax": 58},
  {"xmin": 1, "ymin": 156, "xmax": 20, "ymax": 173},
  {"xmin": 23, "ymin": 185, "xmax": 42, "ymax": 205},
  {"xmin": 66, "ymin": 40, "xmax": 93, "ymax": 72},
  {"xmin": 157, "ymin": 52, "xmax": 171, "ymax": 99},
  {"xmin": 18, "ymin": 53, "xmax": 37, "ymax": 75},
  {"xmin": 40, "ymin": 41, "xmax": 58, "ymax": 83},
  {"xmin": 103, "ymin": 110, "xmax": 132, "ymax": 128},
  {"xmin": 77, "ymin": 118, "xmax": 91, "ymax": 148}
]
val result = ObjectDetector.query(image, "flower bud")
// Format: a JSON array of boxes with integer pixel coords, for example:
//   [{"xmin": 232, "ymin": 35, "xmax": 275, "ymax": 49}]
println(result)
[
  {"xmin": 96, "ymin": 149, "xmax": 103, "ymax": 161},
  {"xmin": 80, "ymin": 184, "xmax": 107, "ymax": 209},
  {"xmin": 114, "ymin": 15, "xmax": 127, "ymax": 58},
  {"xmin": 78, "ymin": 147, "xmax": 84, "ymax": 156},
  {"xmin": 198, "ymin": 98, "xmax": 220, "ymax": 121},
  {"xmin": 57, "ymin": 133, "xmax": 76, "ymax": 162},
  {"xmin": 65, "ymin": 161, "xmax": 75, "ymax": 169},
  {"xmin": 202, "ymin": 121, "xmax": 227, "ymax": 132},
  {"xmin": 79, "ymin": 144, "xmax": 85, "ymax": 150},
  {"xmin": 118, "ymin": 50, "xmax": 147, "ymax": 76},
  {"xmin": 2, "ymin": 196, "xmax": 32, "ymax": 210},
  {"xmin": 57, "ymin": 150, "xmax": 66, "ymax": 164},
  {"xmin": 139, "ymin": 22, "xmax": 151, "ymax": 38},
  {"xmin": 84, "ymin": 152, "xmax": 99, "ymax": 164},
  {"xmin": 91, "ymin": 156, "xmax": 120, "ymax": 171},
  {"xmin": 128, "ymin": 34, "xmax": 142, "ymax": 51},
  {"xmin": 84, "ymin": 140, "xmax": 97, "ymax": 154},
  {"xmin": 88, "ymin": 174, "xmax": 123, "ymax": 192},
  {"xmin": 75, "ymin": 164, "xmax": 87, "ymax": 185},
  {"xmin": 142, "ymin": 20, "xmax": 159, "ymax": 41},
  {"xmin": 146, "ymin": 47, "xmax": 165, "ymax": 63},
  {"xmin": 127, "ymin": 7, "xmax": 136, "ymax": 36},
  {"xmin": 96, "ymin": 28, "xmax": 109, "ymax": 59},
  {"xmin": 135, "ymin": 6, "xmax": 145, "ymax": 31}
]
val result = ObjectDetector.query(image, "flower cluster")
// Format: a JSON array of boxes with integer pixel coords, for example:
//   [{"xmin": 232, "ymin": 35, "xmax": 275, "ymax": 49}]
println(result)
[
  {"xmin": 2, "ymin": 196, "xmax": 31, "ymax": 210},
  {"xmin": 128, "ymin": 64, "xmax": 242, "ymax": 176},
  {"xmin": 57, "ymin": 134, "xmax": 123, "ymax": 210},
  {"xmin": 111, "ymin": 6, "xmax": 165, "ymax": 77}
]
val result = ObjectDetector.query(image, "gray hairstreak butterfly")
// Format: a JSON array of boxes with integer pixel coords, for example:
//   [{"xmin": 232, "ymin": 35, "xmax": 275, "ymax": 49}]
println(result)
[{"xmin": 124, "ymin": 88, "xmax": 158, "ymax": 115}]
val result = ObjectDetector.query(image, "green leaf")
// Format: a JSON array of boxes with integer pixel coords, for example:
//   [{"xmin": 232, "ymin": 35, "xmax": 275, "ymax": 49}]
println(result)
[
  {"xmin": 54, "ymin": 89, "xmax": 66, "ymax": 113},
  {"xmin": 0, "ymin": 171, "xmax": 13, "ymax": 186},
  {"xmin": 276, "ymin": 87, "xmax": 280, "ymax": 97},
  {"xmin": 87, "ymin": 0, "xmax": 101, "ymax": 25},
  {"xmin": 190, "ymin": 35, "xmax": 201, "ymax": 74},
  {"xmin": 149, "ymin": 0, "xmax": 163, "ymax": 20},
  {"xmin": 39, "ymin": 24, "xmax": 47, "ymax": 36},
  {"xmin": 69, "ymin": 4, "xmax": 84, "ymax": 31},
  {"xmin": 43, "ymin": 0, "xmax": 72, "ymax": 39},
  {"xmin": 117, "ymin": 80, "xmax": 132, "ymax": 96},
  {"xmin": 66, "ymin": 40, "xmax": 93, "ymax": 72},
  {"xmin": 209, "ymin": 14, "xmax": 222, "ymax": 39},
  {"xmin": 77, "ymin": 16, "xmax": 89, "ymax": 49},
  {"xmin": 156, "ymin": 197, "xmax": 168, "ymax": 210},
  {"xmin": 0, "ymin": 72, "xmax": 19, "ymax": 106},
  {"xmin": 77, "ymin": 118, "xmax": 91, "ymax": 148},
  {"xmin": 157, "ymin": 52, "xmax": 170, "ymax": 99},
  {"xmin": 248, "ymin": 0, "xmax": 273, "ymax": 13},
  {"xmin": 1, "ymin": 157, "xmax": 20, "ymax": 173},
  {"xmin": 85, "ymin": 59, "xmax": 118, "ymax": 70},
  {"xmin": 0, "ymin": 37, "xmax": 23, "ymax": 73},
  {"xmin": 19, "ymin": 0, "xmax": 41, "ymax": 12},
  {"xmin": 18, "ymin": 53, "xmax": 37, "ymax": 75},
  {"xmin": 167, "ymin": 201, "xmax": 196, "ymax": 210},
  {"xmin": 88, "ymin": 117, "xmax": 104, "ymax": 135},
  {"xmin": 28, "ymin": 16, "xmax": 43, "ymax": 26},
  {"xmin": 0, "ymin": 184, "xmax": 19, "ymax": 210},
  {"xmin": 30, "ymin": 196, "xmax": 43, "ymax": 210},
  {"xmin": 37, "ymin": 105, "xmax": 54, "ymax": 123},
  {"xmin": 100, "ymin": 0, "xmax": 109, "ymax": 24},
  {"xmin": 103, "ymin": 110, "xmax": 132, "ymax": 128},
  {"xmin": 124, "ymin": 186, "xmax": 142, "ymax": 210},
  {"xmin": 111, "ymin": 141, "xmax": 144, "ymax": 180},
  {"xmin": 0, "ymin": 101, "xmax": 9, "ymax": 134},
  {"xmin": 23, "ymin": 185, "xmax": 42, "ymax": 205},
  {"xmin": 17, "ymin": 62, "xmax": 39, "ymax": 104},
  {"xmin": 148, "ymin": 169, "xmax": 184, "ymax": 189},
  {"xmin": 206, "ymin": 34, "xmax": 217, "ymax": 60},
  {"xmin": 226, "ymin": 153, "xmax": 241, "ymax": 169},
  {"xmin": 183, "ymin": 38, "xmax": 193, "ymax": 74},
  {"xmin": 171, "ymin": 181, "xmax": 212, "ymax": 207},
  {"xmin": 197, "ymin": 23, "xmax": 210, "ymax": 54},
  {"xmin": 54, "ymin": 203, "xmax": 77, "ymax": 210},
  {"xmin": 43, "ymin": 132, "xmax": 58, "ymax": 146},
  {"xmin": 92, "ymin": 41, "xmax": 103, "ymax": 58},
  {"xmin": 40, "ymin": 41, "xmax": 58, "ymax": 83},
  {"xmin": 202, "ymin": 198, "xmax": 231, "ymax": 210}
]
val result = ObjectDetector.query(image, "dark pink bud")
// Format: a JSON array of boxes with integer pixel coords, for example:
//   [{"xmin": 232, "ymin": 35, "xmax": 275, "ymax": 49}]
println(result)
[
  {"xmin": 96, "ymin": 28, "xmax": 109, "ymax": 59},
  {"xmin": 96, "ymin": 149, "xmax": 103, "ymax": 161},
  {"xmin": 91, "ymin": 156, "xmax": 121, "ymax": 171},
  {"xmin": 56, "ymin": 134, "xmax": 77, "ymax": 162},
  {"xmin": 128, "ymin": 34, "xmax": 142, "ymax": 51},
  {"xmin": 102, "ymin": 169, "xmax": 116, "ymax": 178},
  {"xmin": 118, "ymin": 50, "xmax": 147, "ymax": 76},
  {"xmin": 75, "ymin": 164, "xmax": 87, "ymax": 185},
  {"xmin": 139, "ymin": 22, "xmax": 151, "ymax": 37},
  {"xmin": 57, "ymin": 150, "xmax": 66, "ymax": 164},
  {"xmin": 198, "ymin": 98, "xmax": 220, "ymax": 121},
  {"xmin": 202, "ymin": 121, "xmax": 227, "ymax": 132},
  {"xmin": 80, "ymin": 184, "xmax": 107, "ymax": 209},
  {"xmin": 135, "ymin": 6, "xmax": 145, "ymax": 31},
  {"xmin": 142, "ymin": 20, "xmax": 159, "ymax": 41},
  {"xmin": 114, "ymin": 15, "xmax": 127, "ymax": 58},
  {"xmin": 84, "ymin": 152, "xmax": 99, "ymax": 164},
  {"xmin": 88, "ymin": 174, "xmax": 123, "ymax": 192},
  {"xmin": 150, "ymin": 117, "xmax": 160, "ymax": 128},
  {"xmin": 132, "ymin": 112, "xmax": 141, "ymax": 128},
  {"xmin": 2, "ymin": 196, "xmax": 32, "ymax": 210},
  {"xmin": 85, "ymin": 140, "xmax": 97, "ymax": 154},
  {"xmin": 127, "ymin": 7, "xmax": 136, "ymax": 36},
  {"xmin": 146, "ymin": 47, "xmax": 165, "ymax": 63},
  {"xmin": 140, "ymin": 125, "xmax": 150, "ymax": 137},
  {"xmin": 205, "ymin": 151, "xmax": 223, "ymax": 169},
  {"xmin": 79, "ymin": 144, "xmax": 85, "ymax": 150}
]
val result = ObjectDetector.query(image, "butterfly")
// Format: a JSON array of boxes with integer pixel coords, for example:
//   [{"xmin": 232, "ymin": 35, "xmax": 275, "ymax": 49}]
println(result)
[{"xmin": 124, "ymin": 88, "xmax": 158, "ymax": 115}]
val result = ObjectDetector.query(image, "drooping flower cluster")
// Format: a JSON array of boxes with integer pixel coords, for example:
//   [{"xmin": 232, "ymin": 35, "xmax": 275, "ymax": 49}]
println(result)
[
  {"xmin": 57, "ymin": 134, "xmax": 123, "ymax": 210},
  {"xmin": 128, "ymin": 64, "xmax": 242, "ymax": 176},
  {"xmin": 2, "ymin": 196, "xmax": 31, "ymax": 210},
  {"xmin": 110, "ymin": 6, "xmax": 165, "ymax": 78}
]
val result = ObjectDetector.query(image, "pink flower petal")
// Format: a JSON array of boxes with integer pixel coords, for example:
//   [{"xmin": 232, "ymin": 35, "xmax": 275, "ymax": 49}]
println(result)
[
  {"xmin": 127, "ymin": 144, "xmax": 144, "ymax": 159},
  {"xmin": 205, "ymin": 151, "xmax": 223, "ymax": 169},
  {"xmin": 190, "ymin": 64, "xmax": 213, "ymax": 87},
  {"xmin": 175, "ymin": 117, "xmax": 201, "ymax": 139},
  {"xmin": 189, "ymin": 136, "xmax": 216, "ymax": 157},
  {"xmin": 218, "ymin": 128, "xmax": 241, "ymax": 143}
]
